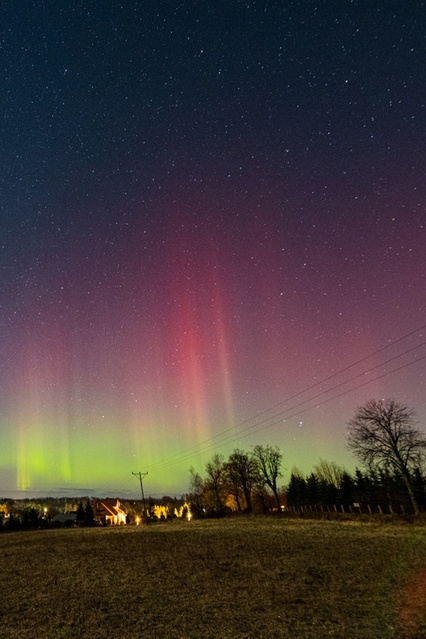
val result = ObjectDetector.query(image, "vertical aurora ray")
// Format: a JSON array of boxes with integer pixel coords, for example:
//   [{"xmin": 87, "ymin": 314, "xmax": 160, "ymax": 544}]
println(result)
[
  {"xmin": 1, "ymin": 1, "xmax": 425, "ymax": 500},
  {"xmin": 15, "ymin": 347, "xmax": 51, "ymax": 490},
  {"xmin": 170, "ymin": 283, "xmax": 211, "ymax": 443},
  {"xmin": 123, "ymin": 214, "xmax": 241, "ymax": 476},
  {"xmin": 12, "ymin": 327, "xmax": 73, "ymax": 490},
  {"xmin": 211, "ymin": 275, "xmax": 236, "ymax": 429}
]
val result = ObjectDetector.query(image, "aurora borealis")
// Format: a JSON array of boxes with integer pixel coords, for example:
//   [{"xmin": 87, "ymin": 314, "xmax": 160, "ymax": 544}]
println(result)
[{"xmin": 1, "ymin": 2, "xmax": 425, "ymax": 498}]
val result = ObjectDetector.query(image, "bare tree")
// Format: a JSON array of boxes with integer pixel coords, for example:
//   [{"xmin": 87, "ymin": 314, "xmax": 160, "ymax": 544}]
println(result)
[
  {"xmin": 188, "ymin": 467, "xmax": 206, "ymax": 516},
  {"xmin": 205, "ymin": 453, "xmax": 227, "ymax": 515},
  {"xmin": 347, "ymin": 399, "xmax": 426, "ymax": 515},
  {"xmin": 252, "ymin": 444, "xmax": 283, "ymax": 509},
  {"xmin": 313, "ymin": 459, "xmax": 346, "ymax": 488},
  {"xmin": 226, "ymin": 449, "xmax": 259, "ymax": 512}
]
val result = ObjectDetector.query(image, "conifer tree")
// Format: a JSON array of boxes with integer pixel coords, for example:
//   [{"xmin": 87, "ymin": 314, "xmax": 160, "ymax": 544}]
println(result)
[{"xmin": 84, "ymin": 500, "xmax": 95, "ymax": 527}]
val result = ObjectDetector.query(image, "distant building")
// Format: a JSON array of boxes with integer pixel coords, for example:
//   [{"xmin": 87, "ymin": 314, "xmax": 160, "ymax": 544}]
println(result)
[
  {"xmin": 92, "ymin": 499, "xmax": 126, "ymax": 525},
  {"xmin": 51, "ymin": 512, "xmax": 77, "ymax": 526}
]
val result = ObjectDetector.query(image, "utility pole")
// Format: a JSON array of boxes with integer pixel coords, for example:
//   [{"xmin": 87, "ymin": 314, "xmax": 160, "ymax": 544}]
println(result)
[{"xmin": 132, "ymin": 471, "xmax": 148, "ymax": 514}]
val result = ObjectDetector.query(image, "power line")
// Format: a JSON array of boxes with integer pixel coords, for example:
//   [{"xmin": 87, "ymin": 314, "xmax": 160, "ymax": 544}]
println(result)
[
  {"xmin": 147, "ymin": 326, "xmax": 426, "ymax": 472},
  {"xmin": 235, "ymin": 354, "xmax": 426, "ymax": 440},
  {"xmin": 148, "ymin": 323, "xmax": 426, "ymax": 470},
  {"xmin": 201, "ymin": 340, "xmax": 426, "ymax": 448},
  {"xmin": 150, "ymin": 352, "xmax": 426, "ymax": 473}
]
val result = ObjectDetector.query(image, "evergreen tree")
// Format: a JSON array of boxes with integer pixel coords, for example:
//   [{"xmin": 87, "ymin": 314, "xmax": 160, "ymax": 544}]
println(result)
[
  {"xmin": 412, "ymin": 468, "xmax": 426, "ymax": 511},
  {"xmin": 323, "ymin": 481, "xmax": 338, "ymax": 508},
  {"xmin": 377, "ymin": 468, "xmax": 393, "ymax": 508},
  {"xmin": 306, "ymin": 473, "xmax": 320, "ymax": 506},
  {"xmin": 339, "ymin": 472, "xmax": 355, "ymax": 508},
  {"xmin": 76, "ymin": 501, "xmax": 85, "ymax": 527},
  {"xmin": 366, "ymin": 472, "xmax": 378, "ymax": 506},
  {"xmin": 84, "ymin": 500, "xmax": 95, "ymax": 527},
  {"xmin": 318, "ymin": 480, "xmax": 329, "ymax": 507},
  {"xmin": 286, "ymin": 473, "xmax": 307, "ymax": 508},
  {"xmin": 354, "ymin": 468, "xmax": 367, "ymax": 503}
]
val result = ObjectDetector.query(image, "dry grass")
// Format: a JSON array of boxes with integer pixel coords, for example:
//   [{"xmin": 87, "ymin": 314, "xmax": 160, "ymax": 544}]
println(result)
[{"xmin": 1, "ymin": 516, "xmax": 426, "ymax": 638}]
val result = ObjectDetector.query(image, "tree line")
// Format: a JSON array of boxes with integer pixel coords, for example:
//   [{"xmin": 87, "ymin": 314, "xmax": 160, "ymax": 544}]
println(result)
[
  {"xmin": 187, "ymin": 399, "xmax": 426, "ymax": 516},
  {"xmin": 286, "ymin": 465, "xmax": 426, "ymax": 515},
  {"xmin": 1, "ymin": 399, "xmax": 425, "ymax": 528},
  {"xmin": 187, "ymin": 444, "xmax": 284, "ymax": 517}
]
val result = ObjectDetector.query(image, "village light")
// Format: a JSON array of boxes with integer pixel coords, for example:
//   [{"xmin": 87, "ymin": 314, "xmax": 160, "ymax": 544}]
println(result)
[{"xmin": 135, "ymin": 516, "xmax": 141, "ymax": 526}]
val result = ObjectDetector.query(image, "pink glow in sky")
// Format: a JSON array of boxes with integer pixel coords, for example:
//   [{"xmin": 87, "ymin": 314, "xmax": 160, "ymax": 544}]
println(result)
[{"xmin": 0, "ymin": 2, "xmax": 424, "ymax": 498}]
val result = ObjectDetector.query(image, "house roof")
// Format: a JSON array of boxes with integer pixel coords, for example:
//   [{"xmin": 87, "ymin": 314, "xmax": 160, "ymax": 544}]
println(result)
[
  {"xmin": 92, "ymin": 499, "xmax": 125, "ymax": 518},
  {"xmin": 52, "ymin": 513, "xmax": 77, "ymax": 523}
]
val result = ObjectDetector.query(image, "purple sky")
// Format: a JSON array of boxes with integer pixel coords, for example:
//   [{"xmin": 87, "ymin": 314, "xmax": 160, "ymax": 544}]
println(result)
[{"xmin": 0, "ymin": 1, "xmax": 425, "ymax": 498}]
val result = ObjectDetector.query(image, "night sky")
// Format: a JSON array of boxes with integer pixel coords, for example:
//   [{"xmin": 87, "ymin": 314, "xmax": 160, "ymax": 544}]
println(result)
[{"xmin": 1, "ymin": 1, "xmax": 425, "ymax": 498}]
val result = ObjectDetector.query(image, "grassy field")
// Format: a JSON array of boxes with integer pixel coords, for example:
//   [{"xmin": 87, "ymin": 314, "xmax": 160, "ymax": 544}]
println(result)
[{"xmin": 1, "ymin": 516, "xmax": 426, "ymax": 639}]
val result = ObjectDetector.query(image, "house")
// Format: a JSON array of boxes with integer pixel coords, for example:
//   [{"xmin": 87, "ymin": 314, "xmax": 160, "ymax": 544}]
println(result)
[
  {"xmin": 92, "ymin": 499, "xmax": 127, "ymax": 525},
  {"xmin": 51, "ymin": 512, "xmax": 77, "ymax": 527}
]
